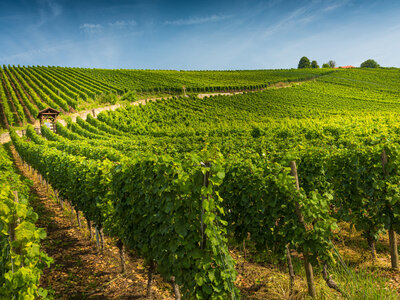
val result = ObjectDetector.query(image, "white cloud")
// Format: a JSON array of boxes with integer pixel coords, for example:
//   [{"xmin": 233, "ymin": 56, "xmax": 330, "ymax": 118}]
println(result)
[
  {"xmin": 164, "ymin": 15, "xmax": 231, "ymax": 26},
  {"xmin": 80, "ymin": 23, "xmax": 103, "ymax": 34},
  {"xmin": 108, "ymin": 20, "xmax": 137, "ymax": 28}
]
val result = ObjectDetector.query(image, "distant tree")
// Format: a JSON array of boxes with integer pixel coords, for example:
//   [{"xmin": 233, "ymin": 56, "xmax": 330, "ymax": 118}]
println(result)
[
  {"xmin": 311, "ymin": 60, "xmax": 319, "ymax": 68},
  {"xmin": 298, "ymin": 56, "xmax": 311, "ymax": 69},
  {"xmin": 328, "ymin": 60, "xmax": 336, "ymax": 68},
  {"xmin": 322, "ymin": 63, "xmax": 330, "ymax": 68},
  {"xmin": 360, "ymin": 59, "xmax": 380, "ymax": 68}
]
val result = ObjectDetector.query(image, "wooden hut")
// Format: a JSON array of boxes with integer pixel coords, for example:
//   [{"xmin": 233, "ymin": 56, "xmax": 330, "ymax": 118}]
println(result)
[{"xmin": 37, "ymin": 108, "xmax": 60, "ymax": 133}]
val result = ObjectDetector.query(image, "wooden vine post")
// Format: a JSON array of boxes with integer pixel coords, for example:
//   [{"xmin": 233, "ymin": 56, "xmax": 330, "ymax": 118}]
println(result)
[
  {"xmin": 290, "ymin": 161, "xmax": 316, "ymax": 298},
  {"xmin": 100, "ymin": 228, "xmax": 105, "ymax": 250},
  {"xmin": 116, "ymin": 239, "xmax": 125, "ymax": 274},
  {"xmin": 286, "ymin": 244, "xmax": 295, "ymax": 294},
  {"xmin": 146, "ymin": 260, "xmax": 155, "ymax": 298},
  {"xmin": 87, "ymin": 218, "xmax": 93, "ymax": 240},
  {"xmin": 381, "ymin": 149, "xmax": 399, "ymax": 269},
  {"xmin": 171, "ymin": 276, "xmax": 181, "ymax": 300},
  {"xmin": 76, "ymin": 210, "xmax": 81, "ymax": 228},
  {"xmin": 95, "ymin": 225, "xmax": 100, "ymax": 250},
  {"xmin": 54, "ymin": 190, "xmax": 63, "ymax": 210}
]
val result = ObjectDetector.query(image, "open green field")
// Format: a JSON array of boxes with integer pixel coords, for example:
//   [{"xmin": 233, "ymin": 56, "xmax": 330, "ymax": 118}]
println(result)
[{"xmin": 2, "ymin": 66, "xmax": 400, "ymax": 299}]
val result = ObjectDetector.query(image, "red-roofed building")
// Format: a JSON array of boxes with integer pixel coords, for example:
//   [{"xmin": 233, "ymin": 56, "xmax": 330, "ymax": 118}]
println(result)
[{"xmin": 336, "ymin": 65, "xmax": 356, "ymax": 69}]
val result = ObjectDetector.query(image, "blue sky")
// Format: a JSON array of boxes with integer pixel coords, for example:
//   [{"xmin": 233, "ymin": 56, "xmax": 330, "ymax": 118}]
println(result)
[{"xmin": 1, "ymin": 0, "xmax": 400, "ymax": 69}]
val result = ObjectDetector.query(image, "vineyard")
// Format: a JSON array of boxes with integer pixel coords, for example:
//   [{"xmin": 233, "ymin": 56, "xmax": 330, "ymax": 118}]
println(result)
[
  {"xmin": 76, "ymin": 68, "xmax": 332, "ymax": 92},
  {"xmin": 0, "ymin": 66, "xmax": 336, "ymax": 131},
  {"xmin": 0, "ymin": 65, "xmax": 122, "ymax": 129},
  {"xmin": 2, "ymin": 66, "xmax": 400, "ymax": 298}
]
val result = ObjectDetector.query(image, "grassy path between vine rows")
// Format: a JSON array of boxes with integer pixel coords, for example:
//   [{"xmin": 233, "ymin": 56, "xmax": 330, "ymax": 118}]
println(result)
[
  {"xmin": 232, "ymin": 222, "xmax": 400, "ymax": 299},
  {"xmin": 9, "ymin": 146, "xmax": 173, "ymax": 300}
]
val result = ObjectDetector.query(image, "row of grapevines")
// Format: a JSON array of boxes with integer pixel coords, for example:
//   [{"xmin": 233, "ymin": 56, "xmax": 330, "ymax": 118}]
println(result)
[
  {"xmin": 22, "ymin": 66, "xmax": 400, "ymax": 298},
  {"xmin": 1, "ymin": 68, "xmax": 29, "ymax": 124},
  {"xmin": 0, "ymin": 68, "xmax": 25, "ymax": 126},
  {"xmin": 36, "ymin": 66, "xmax": 89, "ymax": 100},
  {"xmin": 318, "ymin": 68, "xmax": 400, "ymax": 92},
  {"xmin": 0, "ymin": 144, "xmax": 52, "ymax": 299},
  {"xmin": 85, "ymin": 113, "xmax": 126, "ymax": 135},
  {"xmin": 294, "ymin": 142, "xmax": 400, "ymax": 260},
  {"xmin": 71, "ymin": 87, "xmax": 400, "ymax": 268},
  {"xmin": 60, "ymin": 67, "xmax": 122, "ymax": 94},
  {"xmin": 0, "ymin": 65, "xmax": 124, "ymax": 128},
  {"xmin": 75, "ymin": 116, "xmax": 116, "ymax": 137},
  {"xmin": 43, "ymin": 116, "xmax": 340, "ymax": 296},
  {"xmin": 66, "ymin": 120, "xmax": 106, "ymax": 139},
  {"xmin": 0, "ymin": 76, "xmax": 13, "ymax": 128},
  {"xmin": 11, "ymin": 129, "xmax": 239, "ymax": 299},
  {"xmin": 45, "ymin": 67, "xmax": 106, "ymax": 98},
  {"xmin": 18, "ymin": 67, "xmax": 70, "ymax": 111},
  {"xmin": 10, "ymin": 66, "xmax": 61, "ymax": 112},
  {"xmin": 23, "ymin": 67, "xmax": 78, "ymax": 109},
  {"xmin": 77, "ymin": 67, "xmax": 332, "ymax": 92},
  {"xmin": 4, "ymin": 67, "xmax": 39, "ymax": 119},
  {"xmin": 32, "ymin": 66, "xmax": 81, "ymax": 101},
  {"xmin": 54, "ymin": 120, "xmax": 166, "ymax": 155},
  {"xmin": 57, "ymin": 67, "xmax": 112, "ymax": 94},
  {"xmin": 8, "ymin": 67, "xmax": 47, "ymax": 111},
  {"xmin": 30, "ymin": 125, "xmax": 124, "ymax": 161}
]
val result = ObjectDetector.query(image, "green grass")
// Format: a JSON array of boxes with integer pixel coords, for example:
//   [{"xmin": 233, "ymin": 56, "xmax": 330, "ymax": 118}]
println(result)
[{"xmin": 325, "ymin": 264, "xmax": 398, "ymax": 300}]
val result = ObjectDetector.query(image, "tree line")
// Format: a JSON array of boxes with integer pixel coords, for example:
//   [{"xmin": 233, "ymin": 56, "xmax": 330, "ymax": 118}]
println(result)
[{"xmin": 298, "ymin": 57, "xmax": 380, "ymax": 69}]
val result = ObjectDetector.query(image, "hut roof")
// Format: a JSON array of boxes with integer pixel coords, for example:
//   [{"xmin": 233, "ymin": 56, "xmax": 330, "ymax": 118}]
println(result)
[{"xmin": 37, "ymin": 107, "xmax": 60, "ymax": 119}]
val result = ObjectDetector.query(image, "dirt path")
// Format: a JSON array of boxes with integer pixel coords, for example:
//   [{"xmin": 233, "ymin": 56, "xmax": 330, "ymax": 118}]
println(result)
[
  {"xmin": 197, "ymin": 80, "xmax": 303, "ymax": 99},
  {"xmin": 58, "ymin": 97, "xmax": 169, "ymax": 126},
  {"xmin": 10, "ymin": 146, "xmax": 172, "ymax": 300}
]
